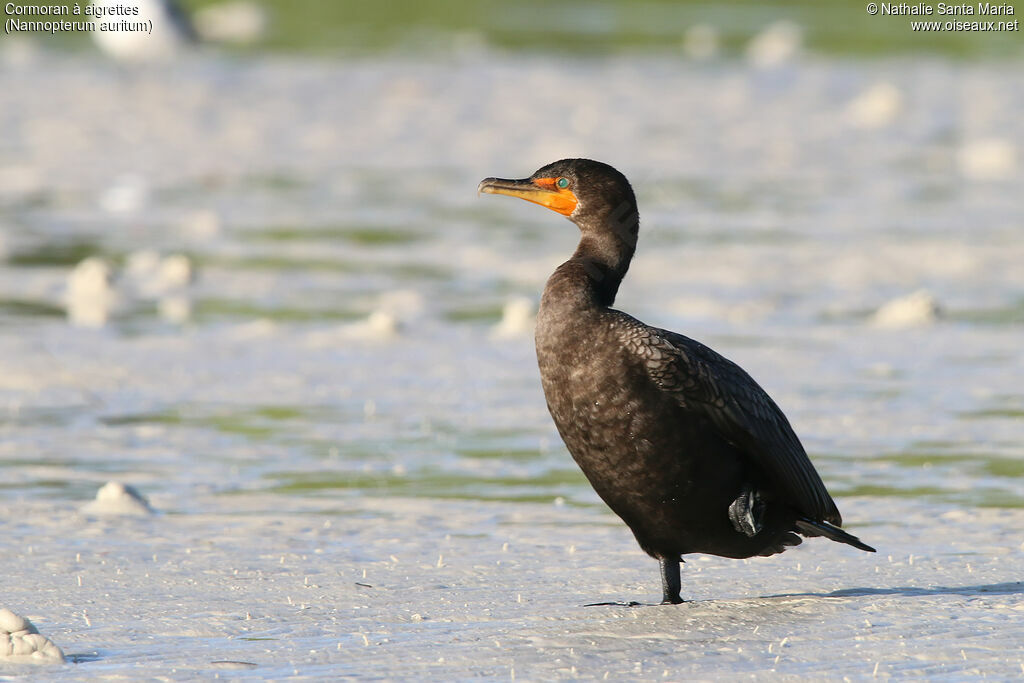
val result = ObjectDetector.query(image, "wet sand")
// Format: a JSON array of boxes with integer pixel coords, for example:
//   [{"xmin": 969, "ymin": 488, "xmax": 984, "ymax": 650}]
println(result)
[{"xmin": 5, "ymin": 494, "xmax": 1023, "ymax": 678}]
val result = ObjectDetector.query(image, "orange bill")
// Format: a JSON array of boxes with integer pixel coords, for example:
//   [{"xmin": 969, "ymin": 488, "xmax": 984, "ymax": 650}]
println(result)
[{"xmin": 477, "ymin": 176, "xmax": 578, "ymax": 216}]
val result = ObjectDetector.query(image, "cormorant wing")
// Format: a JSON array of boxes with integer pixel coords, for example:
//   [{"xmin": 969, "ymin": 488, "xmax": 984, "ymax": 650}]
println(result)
[{"xmin": 618, "ymin": 316, "xmax": 841, "ymax": 524}]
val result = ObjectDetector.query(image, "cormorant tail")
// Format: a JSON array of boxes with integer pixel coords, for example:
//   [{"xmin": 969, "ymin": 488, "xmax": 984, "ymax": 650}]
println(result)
[{"xmin": 795, "ymin": 518, "xmax": 875, "ymax": 553}]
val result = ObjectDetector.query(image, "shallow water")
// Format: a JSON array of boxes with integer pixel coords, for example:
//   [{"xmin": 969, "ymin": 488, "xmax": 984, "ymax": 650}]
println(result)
[{"xmin": 1, "ymin": 47, "xmax": 1023, "ymax": 678}]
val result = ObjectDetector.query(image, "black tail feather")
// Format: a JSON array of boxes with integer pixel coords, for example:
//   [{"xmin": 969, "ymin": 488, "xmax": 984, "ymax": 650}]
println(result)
[{"xmin": 795, "ymin": 518, "xmax": 875, "ymax": 553}]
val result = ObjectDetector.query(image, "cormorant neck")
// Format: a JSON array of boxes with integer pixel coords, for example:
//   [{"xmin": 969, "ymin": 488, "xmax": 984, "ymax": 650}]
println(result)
[{"xmin": 568, "ymin": 229, "xmax": 636, "ymax": 308}]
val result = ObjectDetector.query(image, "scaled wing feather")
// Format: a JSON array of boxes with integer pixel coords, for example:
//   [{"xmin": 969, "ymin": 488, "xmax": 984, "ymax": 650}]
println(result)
[{"xmin": 617, "ymin": 314, "xmax": 840, "ymax": 524}]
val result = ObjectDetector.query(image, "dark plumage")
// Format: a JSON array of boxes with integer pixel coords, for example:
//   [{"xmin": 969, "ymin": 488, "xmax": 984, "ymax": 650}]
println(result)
[{"xmin": 479, "ymin": 159, "xmax": 874, "ymax": 605}]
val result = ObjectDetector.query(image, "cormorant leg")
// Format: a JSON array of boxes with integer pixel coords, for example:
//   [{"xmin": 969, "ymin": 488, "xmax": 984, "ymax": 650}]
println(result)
[{"xmin": 659, "ymin": 557, "xmax": 684, "ymax": 604}]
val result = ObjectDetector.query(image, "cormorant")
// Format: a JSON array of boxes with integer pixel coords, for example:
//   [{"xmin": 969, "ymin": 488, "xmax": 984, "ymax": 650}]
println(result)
[{"xmin": 478, "ymin": 159, "xmax": 874, "ymax": 605}]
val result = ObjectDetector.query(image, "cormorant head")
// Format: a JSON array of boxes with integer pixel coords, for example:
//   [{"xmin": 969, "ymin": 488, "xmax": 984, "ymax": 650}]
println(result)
[{"xmin": 478, "ymin": 159, "xmax": 638, "ymax": 245}]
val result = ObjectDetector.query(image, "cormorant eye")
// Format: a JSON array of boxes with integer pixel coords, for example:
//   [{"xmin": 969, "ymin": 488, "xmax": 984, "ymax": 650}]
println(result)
[{"xmin": 556, "ymin": 177, "xmax": 570, "ymax": 189}]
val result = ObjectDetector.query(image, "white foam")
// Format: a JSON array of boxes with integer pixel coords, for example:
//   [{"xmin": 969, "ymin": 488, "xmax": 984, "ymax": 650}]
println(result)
[
  {"xmin": 0, "ymin": 36, "xmax": 39, "ymax": 68},
  {"xmin": 158, "ymin": 294, "xmax": 192, "ymax": 324},
  {"xmin": 376, "ymin": 289, "xmax": 426, "ymax": 318},
  {"xmin": 98, "ymin": 174, "xmax": 149, "ymax": 215},
  {"xmin": 958, "ymin": 138, "xmax": 1017, "ymax": 181},
  {"xmin": 91, "ymin": 0, "xmax": 195, "ymax": 62},
  {"xmin": 356, "ymin": 310, "xmax": 401, "ymax": 340},
  {"xmin": 871, "ymin": 290, "xmax": 941, "ymax": 328},
  {"xmin": 124, "ymin": 252, "xmax": 194, "ymax": 320},
  {"xmin": 126, "ymin": 251, "xmax": 194, "ymax": 296},
  {"xmin": 81, "ymin": 481, "xmax": 156, "ymax": 517},
  {"xmin": 491, "ymin": 297, "xmax": 535, "ymax": 339},
  {"xmin": 65, "ymin": 257, "xmax": 119, "ymax": 328},
  {"xmin": 682, "ymin": 24, "xmax": 719, "ymax": 61},
  {"xmin": 226, "ymin": 319, "xmax": 278, "ymax": 340},
  {"xmin": 157, "ymin": 254, "xmax": 195, "ymax": 291},
  {"xmin": 0, "ymin": 164, "xmax": 43, "ymax": 202},
  {"xmin": 846, "ymin": 83, "xmax": 903, "ymax": 129},
  {"xmin": 306, "ymin": 311, "xmax": 401, "ymax": 347},
  {"xmin": 0, "ymin": 608, "xmax": 65, "ymax": 664},
  {"xmin": 746, "ymin": 20, "xmax": 803, "ymax": 68},
  {"xmin": 194, "ymin": 1, "xmax": 267, "ymax": 45},
  {"xmin": 181, "ymin": 210, "xmax": 222, "ymax": 239},
  {"xmin": 125, "ymin": 249, "xmax": 163, "ymax": 282}
]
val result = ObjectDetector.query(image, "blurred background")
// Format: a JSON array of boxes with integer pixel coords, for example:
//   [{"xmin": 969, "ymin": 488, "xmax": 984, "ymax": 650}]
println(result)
[{"xmin": 1, "ymin": 0, "xmax": 1022, "ymax": 514}]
